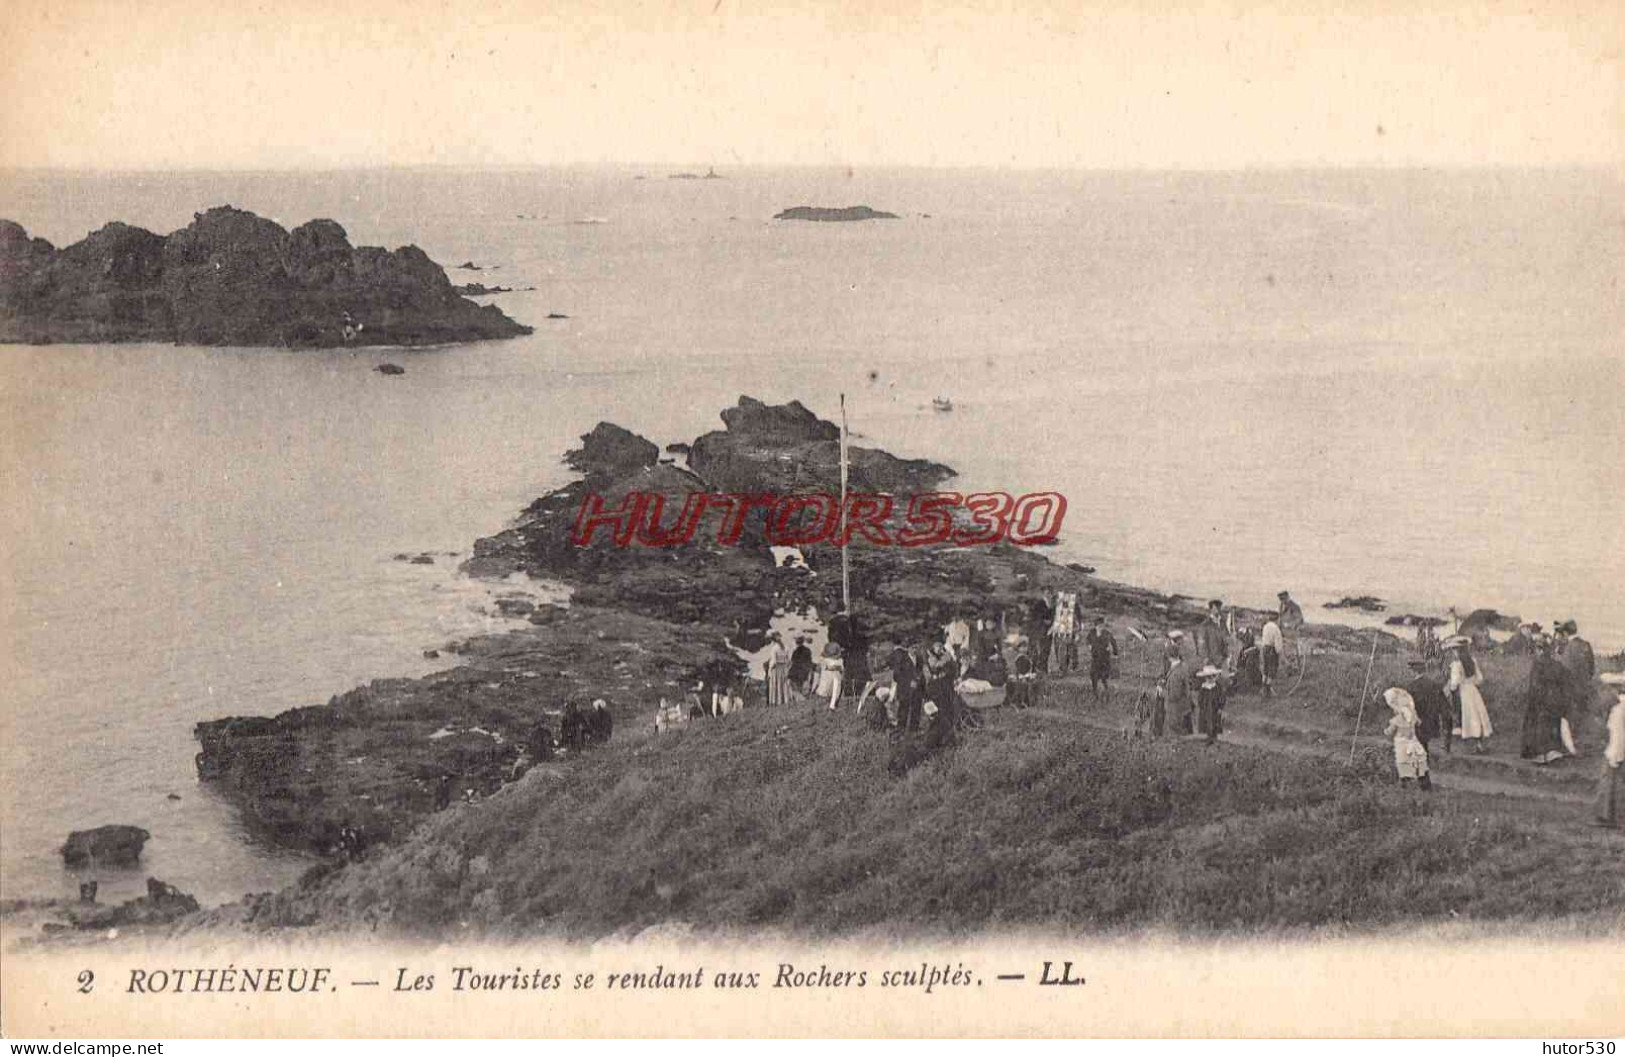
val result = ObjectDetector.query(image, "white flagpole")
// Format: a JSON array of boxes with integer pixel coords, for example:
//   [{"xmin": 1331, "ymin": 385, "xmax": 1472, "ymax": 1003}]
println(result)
[{"xmin": 839, "ymin": 393, "xmax": 850, "ymax": 613}]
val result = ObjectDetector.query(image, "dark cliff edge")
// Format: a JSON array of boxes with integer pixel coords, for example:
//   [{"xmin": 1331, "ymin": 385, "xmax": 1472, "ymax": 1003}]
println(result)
[
  {"xmin": 773, "ymin": 205, "xmax": 899, "ymax": 222},
  {"xmin": 0, "ymin": 207, "xmax": 532, "ymax": 347}
]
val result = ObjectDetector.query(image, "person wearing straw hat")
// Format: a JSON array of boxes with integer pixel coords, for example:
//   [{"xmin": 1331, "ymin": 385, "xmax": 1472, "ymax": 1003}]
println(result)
[
  {"xmin": 1442, "ymin": 634, "xmax": 1493, "ymax": 752},
  {"xmin": 1195, "ymin": 664, "xmax": 1226, "ymax": 744},
  {"xmin": 1382, "ymin": 687, "xmax": 1434, "ymax": 791},
  {"xmin": 1593, "ymin": 673, "xmax": 1625, "ymax": 827}
]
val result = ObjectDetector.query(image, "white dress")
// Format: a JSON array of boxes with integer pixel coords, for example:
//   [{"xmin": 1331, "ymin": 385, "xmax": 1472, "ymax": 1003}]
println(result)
[{"xmin": 1448, "ymin": 659, "xmax": 1493, "ymax": 739}]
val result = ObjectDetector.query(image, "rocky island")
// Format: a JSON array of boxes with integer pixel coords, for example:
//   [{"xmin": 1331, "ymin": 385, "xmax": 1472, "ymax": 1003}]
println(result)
[
  {"xmin": 0, "ymin": 207, "xmax": 532, "ymax": 347},
  {"xmin": 773, "ymin": 205, "xmax": 899, "ymax": 222}
]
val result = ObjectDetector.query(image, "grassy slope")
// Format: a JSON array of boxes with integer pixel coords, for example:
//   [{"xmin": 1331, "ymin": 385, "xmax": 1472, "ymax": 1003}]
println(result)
[{"xmin": 242, "ymin": 693, "xmax": 1625, "ymax": 941}]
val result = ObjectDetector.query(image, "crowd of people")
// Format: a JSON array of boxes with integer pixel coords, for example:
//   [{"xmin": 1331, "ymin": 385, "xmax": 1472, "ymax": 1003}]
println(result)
[
  {"xmin": 1377, "ymin": 619, "xmax": 1622, "ymax": 826},
  {"xmin": 638, "ymin": 585, "xmax": 1622, "ymax": 828}
]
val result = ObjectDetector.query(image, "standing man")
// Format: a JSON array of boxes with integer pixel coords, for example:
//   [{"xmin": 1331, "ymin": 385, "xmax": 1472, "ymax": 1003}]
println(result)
[
  {"xmin": 1277, "ymin": 590, "xmax": 1305, "ymax": 633},
  {"xmin": 1027, "ymin": 595, "xmax": 1054, "ymax": 674},
  {"xmin": 1197, "ymin": 600, "xmax": 1230, "ymax": 673},
  {"xmin": 1084, "ymin": 615, "xmax": 1119, "ymax": 700},
  {"xmin": 1260, "ymin": 614, "xmax": 1284, "ymax": 697},
  {"xmin": 1556, "ymin": 619, "xmax": 1597, "ymax": 752}
]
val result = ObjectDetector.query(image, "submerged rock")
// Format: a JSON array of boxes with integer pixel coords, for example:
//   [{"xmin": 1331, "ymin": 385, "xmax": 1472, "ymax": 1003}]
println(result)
[{"xmin": 61, "ymin": 825, "xmax": 150, "ymax": 867}]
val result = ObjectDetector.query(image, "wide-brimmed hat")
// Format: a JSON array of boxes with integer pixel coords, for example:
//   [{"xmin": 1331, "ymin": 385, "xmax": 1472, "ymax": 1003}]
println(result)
[
  {"xmin": 1277, "ymin": 590, "xmax": 1291, "ymax": 598},
  {"xmin": 1441, "ymin": 635, "xmax": 1470, "ymax": 649},
  {"xmin": 1556, "ymin": 620, "xmax": 1578, "ymax": 635},
  {"xmin": 1196, "ymin": 664, "xmax": 1223, "ymax": 679}
]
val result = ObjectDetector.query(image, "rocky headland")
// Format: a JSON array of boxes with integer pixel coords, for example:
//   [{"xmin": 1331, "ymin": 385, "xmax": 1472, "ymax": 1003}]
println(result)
[
  {"xmin": 773, "ymin": 206, "xmax": 899, "ymax": 222},
  {"xmin": 0, "ymin": 207, "xmax": 532, "ymax": 347},
  {"xmin": 194, "ymin": 396, "xmax": 1310, "ymax": 862}
]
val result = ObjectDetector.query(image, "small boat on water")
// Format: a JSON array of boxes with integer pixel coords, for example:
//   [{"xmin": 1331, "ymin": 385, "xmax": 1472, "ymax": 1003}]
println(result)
[{"xmin": 932, "ymin": 397, "xmax": 954, "ymax": 412}]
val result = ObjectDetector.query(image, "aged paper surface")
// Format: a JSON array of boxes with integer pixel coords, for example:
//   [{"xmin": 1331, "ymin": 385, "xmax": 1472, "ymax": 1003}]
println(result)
[{"xmin": 2, "ymin": 0, "xmax": 1622, "ymax": 1039}]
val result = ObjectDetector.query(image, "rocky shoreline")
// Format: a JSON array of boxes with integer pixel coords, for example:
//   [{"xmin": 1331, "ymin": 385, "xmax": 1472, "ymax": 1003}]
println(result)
[
  {"xmin": 187, "ymin": 396, "xmax": 1394, "ymax": 868},
  {"xmin": 0, "ymin": 207, "xmax": 532, "ymax": 347}
]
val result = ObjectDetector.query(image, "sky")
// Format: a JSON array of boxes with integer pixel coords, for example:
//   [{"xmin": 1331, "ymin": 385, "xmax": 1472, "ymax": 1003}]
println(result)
[{"xmin": 1, "ymin": 0, "xmax": 1621, "ymax": 172}]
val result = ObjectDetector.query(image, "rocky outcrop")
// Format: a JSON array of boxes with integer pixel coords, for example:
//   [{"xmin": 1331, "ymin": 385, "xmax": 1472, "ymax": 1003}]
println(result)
[
  {"xmin": 194, "ymin": 606, "xmax": 742, "ymax": 855},
  {"xmin": 1324, "ymin": 596, "xmax": 1386, "ymax": 612},
  {"xmin": 5, "ymin": 878, "xmax": 202, "ymax": 935},
  {"xmin": 1386, "ymin": 613, "xmax": 1448, "ymax": 628},
  {"xmin": 74, "ymin": 878, "xmax": 200, "ymax": 930},
  {"xmin": 774, "ymin": 206, "xmax": 899, "ymax": 222},
  {"xmin": 1458, "ymin": 608, "xmax": 1521, "ymax": 639},
  {"xmin": 0, "ymin": 207, "xmax": 532, "ymax": 347},
  {"xmin": 565, "ymin": 421, "xmax": 661, "ymax": 483},
  {"xmin": 61, "ymin": 825, "xmax": 149, "ymax": 867},
  {"xmin": 687, "ymin": 396, "xmax": 952, "ymax": 496}
]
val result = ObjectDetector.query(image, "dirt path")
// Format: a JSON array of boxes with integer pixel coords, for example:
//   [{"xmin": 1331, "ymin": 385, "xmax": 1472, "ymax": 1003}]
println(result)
[{"xmin": 1027, "ymin": 678, "xmax": 1619, "ymax": 838}]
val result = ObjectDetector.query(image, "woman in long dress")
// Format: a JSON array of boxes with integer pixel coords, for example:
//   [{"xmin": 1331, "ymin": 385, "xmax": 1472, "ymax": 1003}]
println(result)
[
  {"xmin": 1445, "ymin": 637, "xmax": 1493, "ymax": 752},
  {"xmin": 1520, "ymin": 637, "xmax": 1570, "ymax": 764}
]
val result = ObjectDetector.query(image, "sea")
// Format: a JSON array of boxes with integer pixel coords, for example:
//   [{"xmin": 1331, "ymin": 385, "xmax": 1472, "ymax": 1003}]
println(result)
[{"xmin": 2, "ymin": 166, "xmax": 1621, "ymax": 906}]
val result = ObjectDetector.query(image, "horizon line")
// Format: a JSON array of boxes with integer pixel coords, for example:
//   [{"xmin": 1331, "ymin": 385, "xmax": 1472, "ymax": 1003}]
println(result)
[{"xmin": 4, "ymin": 161, "xmax": 1622, "ymax": 178}]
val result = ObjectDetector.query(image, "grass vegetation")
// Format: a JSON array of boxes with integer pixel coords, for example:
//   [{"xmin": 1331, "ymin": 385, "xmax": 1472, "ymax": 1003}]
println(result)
[{"xmin": 245, "ymin": 697, "xmax": 1624, "ymax": 940}]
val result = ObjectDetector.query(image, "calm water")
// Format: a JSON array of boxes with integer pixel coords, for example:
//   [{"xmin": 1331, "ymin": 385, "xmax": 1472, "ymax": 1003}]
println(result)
[{"xmin": 2, "ymin": 167, "xmax": 1621, "ymax": 904}]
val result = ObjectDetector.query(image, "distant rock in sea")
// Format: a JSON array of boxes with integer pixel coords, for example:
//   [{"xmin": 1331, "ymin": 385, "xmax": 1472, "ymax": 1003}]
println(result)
[
  {"xmin": 61, "ymin": 825, "xmax": 149, "ymax": 867},
  {"xmin": 0, "ymin": 208, "xmax": 532, "ymax": 347},
  {"xmin": 452, "ymin": 282, "xmax": 516, "ymax": 295},
  {"xmin": 1324, "ymin": 595, "xmax": 1387, "ymax": 613},
  {"xmin": 773, "ymin": 205, "xmax": 899, "ymax": 222},
  {"xmin": 375, "ymin": 363, "xmax": 406, "ymax": 376}
]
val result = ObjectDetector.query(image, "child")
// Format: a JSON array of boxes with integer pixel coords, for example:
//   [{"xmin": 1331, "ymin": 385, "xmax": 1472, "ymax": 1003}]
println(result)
[{"xmin": 1383, "ymin": 687, "xmax": 1433, "ymax": 791}]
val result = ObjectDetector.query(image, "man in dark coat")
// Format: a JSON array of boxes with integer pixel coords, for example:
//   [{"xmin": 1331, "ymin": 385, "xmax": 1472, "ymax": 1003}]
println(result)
[
  {"xmin": 559, "ymin": 701, "xmax": 588, "ymax": 751},
  {"xmin": 1027, "ymin": 595, "xmax": 1054, "ymax": 673},
  {"xmin": 1405, "ymin": 667, "xmax": 1453, "ymax": 756},
  {"xmin": 889, "ymin": 644, "xmax": 924, "ymax": 732},
  {"xmin": 1084, "ymin": 616, "xmax": 1119, "ymax": 699},
  {"xmin": 829, "ymin": 609, "xmax": 872, "ymax": 705},
  {"xmin": 1556, "ymin": 620, "xmax": 1598, "ymax": 751},
  {"xmin": 1196, "ymin": 600, "xmax": 1230, "ymax": 672},
  {"xmin": 788, "ymin": 637, "xmax": 814, "ymax": 696}
]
